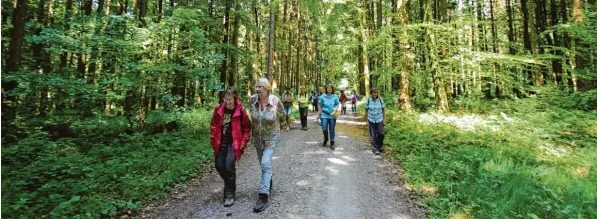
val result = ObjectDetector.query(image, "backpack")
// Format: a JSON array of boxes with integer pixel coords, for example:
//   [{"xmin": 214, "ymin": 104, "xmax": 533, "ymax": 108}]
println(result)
[{"xmin": 351, "ymin": 94, "xmax": 357, "ymax": 103}]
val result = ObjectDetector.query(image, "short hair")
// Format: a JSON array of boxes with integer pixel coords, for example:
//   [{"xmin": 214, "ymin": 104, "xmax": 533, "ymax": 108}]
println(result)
[
  {"xmin": 326, "ymin": 84, "xmax": 335, "ymax": 94},
  {"xmin": 225, "ymin": 86, "xmax": 238, "ymax": 100},
  {"xmin": 370, "ymin": 88, "xmax": 378, "ymax": 94},
  {"xmin": 255, "ymin": 78, "xmax": 272, "ymax": 92}
]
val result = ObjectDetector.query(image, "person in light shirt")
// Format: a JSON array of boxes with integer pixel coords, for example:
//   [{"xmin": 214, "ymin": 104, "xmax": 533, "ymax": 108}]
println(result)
[
  {"xmin": 318, "ymin": 84, "xmax": 341, "ymax": 150},
  {"xmin": 248, "ymin": 78, "xmax": 287, "ymax": 212},
  {"xmin": 364, "ymin": 88, "xmax": 386, "ymax": 155}
]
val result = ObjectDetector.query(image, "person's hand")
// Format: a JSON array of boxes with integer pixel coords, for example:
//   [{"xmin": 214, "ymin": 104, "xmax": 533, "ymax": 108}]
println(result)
[{"xmin": 240, "ymin": 144, "xmax": 247, "ymax": 150}]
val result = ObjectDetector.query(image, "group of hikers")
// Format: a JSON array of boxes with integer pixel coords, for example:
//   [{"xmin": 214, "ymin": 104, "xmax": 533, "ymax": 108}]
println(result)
[{"xmin": 209, "ymin": 78, "xmax": 386, "ymax": 213}]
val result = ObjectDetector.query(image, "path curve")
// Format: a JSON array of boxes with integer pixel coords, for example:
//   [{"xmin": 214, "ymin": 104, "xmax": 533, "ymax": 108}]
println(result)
[{"xmin": 141, "ymin": 106, "xmax": 425, "ymax": 219}]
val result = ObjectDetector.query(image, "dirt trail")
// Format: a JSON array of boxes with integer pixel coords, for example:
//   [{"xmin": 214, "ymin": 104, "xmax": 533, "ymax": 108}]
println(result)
[{"xmin": 141, "ymin": 105, "xmax": 425, "ymax": 219}]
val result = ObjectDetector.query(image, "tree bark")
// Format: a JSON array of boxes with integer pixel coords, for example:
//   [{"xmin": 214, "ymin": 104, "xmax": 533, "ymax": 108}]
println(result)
[
  {"xmin": 396, "ymin": 0, "xmax": 412, "ymax": 110},
  {"xmin": 2, "ymin": 0, "xmax": 29, "ymax": 134},
  {"xmin": 228, "ymin": 0, "xmax": 240, "ymax": 86},
  {"xmin": 267, "ymin": 0, "xmax": 276, "ymax": 81},
  {"xmin": 360, "ymin": 10, "xmax": 371, "ymax": 97},
  {"xmin": 220, "ymin": 0, "xmax": 231, "ymax": 89}
]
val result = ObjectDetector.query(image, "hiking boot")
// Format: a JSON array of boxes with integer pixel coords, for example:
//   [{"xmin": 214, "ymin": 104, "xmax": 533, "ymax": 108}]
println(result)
[
  {"xmin": 323, "ymin": 133, "xmax": 328, "ymax": 147},
  {"xmin": 253, "ymin": 194, "xmax": 269, "ymax": 212},
  {"xmin": 330, "ymin": 141, "xmax": 335, "ymax": 150},
  {"xmin": 224, "ymin": 197, "xmax": 234, "ymax": 207}
]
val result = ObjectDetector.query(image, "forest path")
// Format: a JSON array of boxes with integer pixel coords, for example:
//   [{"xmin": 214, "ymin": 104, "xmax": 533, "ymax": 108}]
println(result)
[{"xmin": 141, "ymin": 105, "xmax": 425, "ymax": 219}]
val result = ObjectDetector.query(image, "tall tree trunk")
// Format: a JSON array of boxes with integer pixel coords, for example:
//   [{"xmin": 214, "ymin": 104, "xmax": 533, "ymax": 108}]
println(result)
[
  {"xmin": 561, "ymin": 0, "xmax": 577, "ymax": 92},
  {"xmin": 228, "ymin": 0, "xmax": 240, "ymax": 86},
  {"xmin": 551, "ymin": 0, "xmax": 563, "ymax": 85},
  {"xmin": 2, "ymin": 0, "xmax": 29, "ymax": 135},
  {"xmin": 506, "ymin": 0, "xmax": 516, "ymax": 55},
  {"xmin": 521, "ymin": 0, "xmax": 533, "ymax": 86},
  {"xmin": 295, "ymin": 0, "xmax": 301, "ymax": 92},
  {"xmin": 360, "ymin": 10, "xmax": 371, "ymax": 97},
  {"xmin": 220, "ymin": 0, "xmax": 231, "ymax": 90},
  {"xmin": 138, "ymin": 0, "xmax": 148, "ymax": 27},
  {"xmin": 60, "ymin": 0, "xmax": 73, "ymax": 67},
  {"xmin": 396, "ymin": 0, "xmax": 412, "ymax": 110},
  {"xmin": 267, "ymin": 0, "xmax": 276, "ymax": 81}
]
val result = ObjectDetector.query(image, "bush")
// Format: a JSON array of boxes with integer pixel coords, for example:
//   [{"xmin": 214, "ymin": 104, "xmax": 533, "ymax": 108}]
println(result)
[
  {"xmin": 1, "ymin": 108, "xmax": 213, "ymax": 218},
  {"xmin": 385, "ymin": 100, "xmax": 597, "ymax": 218}
]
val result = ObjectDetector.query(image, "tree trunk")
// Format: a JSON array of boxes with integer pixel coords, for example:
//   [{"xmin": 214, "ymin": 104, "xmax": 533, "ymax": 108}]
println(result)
[
  {"xmin": 295, "ymin": 0, "xmax": 301, "ymax": 91},
  {"xmin": 360, "ymin": 10, "xmax": 371, "ymax": 97},
  {"xmin": 220, "ymin": 0, "xmax": 231, "ymax": 91},
  {"xmin": 560, "ymin": 0, "xmax": 577, "ymax": 92},
  {"xmin": 2, "ymin": 0, "xmax": 29, "ymax": 134},
  {"xmin": 228, "ymin": 0, "xmax": 240, "ymax": 86},
  {"xmin": 266, "ymin": 0, "xmax": 276, "ymax": 81},
  {"xmin": 396, "ymin": 0, "xmax": 412, "ymax": 110},
  {"xmin": 60, "ymin": 0, "xmax": 73, "ymax": 67},
  {"xmin": 551, "ymin": 0, "xmax": 563, "ymax": 85},
  {"xmin": 138, "ymin": 0, "xmax": 148, "ymax": 27}
]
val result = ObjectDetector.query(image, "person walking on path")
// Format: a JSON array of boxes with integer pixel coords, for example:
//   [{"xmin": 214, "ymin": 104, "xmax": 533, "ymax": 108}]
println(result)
[
  {"xmin": 311, "ymin": 90, "xmax": 320, "ymax": 112},
  {"xmin": 364, "ymin": 88, "xmax": 386, "ymax": 155},
  {"xmin": 209, "ymin": 87, "xmax": 252, "ymax": 207},
  {"xmin": 351, "ymin": 89, "xmax": 359, "ymax": 116},
  {"xmin": 339, "ymin": 89, "xmax": 347, "ymax": 115},
  {"xmin": 281, "ymin": 87, "xmax": 294, "ymax": 131},
  {"xmin": 316, "ymin": 87, "xmax": 325, "ymax": 124},
  {"xmin": 318, "ymin": 84, "xmax": 341, "ymax": 150},
  {"xmin": 297, "ymin": 87, "xmax": 310, "ymax": 131},
  {"xmin": 249, "ymin": 78, "xmax": 287, "ymax": 212}
]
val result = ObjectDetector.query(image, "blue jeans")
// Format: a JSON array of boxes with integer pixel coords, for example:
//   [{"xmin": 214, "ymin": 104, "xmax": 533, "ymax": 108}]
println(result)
[
  {"xmin": 284, "ymin": 106, "xmax": 292, "ymax": 115},
  {"xmin": 321, "ymin": 118, "xmax": 337, "ymax": 142},
  {"xmin": 255, "ymin": 139, "xmax": 277, "ymax": 195}
]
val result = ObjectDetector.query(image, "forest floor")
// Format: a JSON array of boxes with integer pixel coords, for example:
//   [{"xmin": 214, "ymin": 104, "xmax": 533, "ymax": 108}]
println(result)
[{"xmin": 140, "ymin": 105, "xmax": 426, "ymax": 219}]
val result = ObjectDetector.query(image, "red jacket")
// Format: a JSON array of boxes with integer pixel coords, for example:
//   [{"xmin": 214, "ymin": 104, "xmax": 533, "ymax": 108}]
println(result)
[{"xmin": 209, "ymin": 100, "xmax": 251, "ymax": 161}]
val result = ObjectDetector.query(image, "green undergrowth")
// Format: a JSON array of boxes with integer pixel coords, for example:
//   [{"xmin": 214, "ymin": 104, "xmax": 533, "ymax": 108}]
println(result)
[
  {"xmin": 385, "ymin": 92, "xmax": 597, "ymax": 218},
  {"xmin": 1, "ymin": 108, "xmax": 213, "ymax": 218}
]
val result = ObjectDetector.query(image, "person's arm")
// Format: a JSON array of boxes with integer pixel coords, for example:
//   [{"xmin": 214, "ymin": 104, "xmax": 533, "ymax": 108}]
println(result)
[
  {"xmin": 240, "ymin": 107, "xmax": 252, "ymax": 150},
  {"xmin": 276, "ymin": 98, "xmax": 287, "ymax": 130},
  {"xmin": 318, "ymin": 97, "xmax": 323, "ymax": 117},
  {"xmin": 364, "ymin": 99, "xmax": 369, "ymax": 126}
]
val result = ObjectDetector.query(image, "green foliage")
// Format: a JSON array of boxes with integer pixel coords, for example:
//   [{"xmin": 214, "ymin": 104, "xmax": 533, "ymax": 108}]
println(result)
[
  {"xmin": 1, "ymin": 109, "xmax": 213, "ymax": 218},
  {"xmin": 386, "ymin": 97, "xmax": 597, "ymax": 218}
]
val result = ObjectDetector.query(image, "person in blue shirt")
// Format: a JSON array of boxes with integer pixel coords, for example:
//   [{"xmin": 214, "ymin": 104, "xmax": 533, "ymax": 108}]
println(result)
[
  {"xmin": 318, "ymin": 84, "xmax": 341, "ymax": 150},
  {"xmin": 364, "ymin": 88, "xmax": 385, "ymax": 155}
]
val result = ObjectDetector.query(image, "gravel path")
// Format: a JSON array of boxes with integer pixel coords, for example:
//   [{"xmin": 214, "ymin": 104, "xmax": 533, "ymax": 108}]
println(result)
[{"xmin": 141, "ymin": 106, "xmax": 425, "ymax": 219}]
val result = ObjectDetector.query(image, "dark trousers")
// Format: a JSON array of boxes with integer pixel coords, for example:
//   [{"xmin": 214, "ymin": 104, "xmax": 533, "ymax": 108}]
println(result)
[
  {"xmin": 215, "ymin": 144, "xmax": 236, "ymax": 198},
  {"xmin": 368, "ymin": 121, "xmax": 385, "ymax": 152},
  {"xmin": 312, "ymin": 101, "xmax": 318, "ymax": 112},
  {"xmin": 299, "ymin": 107, "xmax": 308, "ymax": 128}
]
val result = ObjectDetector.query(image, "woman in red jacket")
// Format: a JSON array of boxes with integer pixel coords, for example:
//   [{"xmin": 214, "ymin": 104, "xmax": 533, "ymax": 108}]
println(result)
[{"xmin": 209, "ymin": 87, "xmax": 252, "ymax": 207}]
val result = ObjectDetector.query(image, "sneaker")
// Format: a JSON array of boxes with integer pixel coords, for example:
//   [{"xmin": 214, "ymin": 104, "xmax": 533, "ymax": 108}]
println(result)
[
  {"xmin": 224, "ymin": 197, "xmax": 234, "ymax": 207},
  {"xmin": 374, "ymin": 151, "xmax": 380, "ymax": 155},
  {"xmin": 253, "ymin": 194, "xmax": 269, "ymax": 212},
  {"xmin": 286, "ymin": 127, "xmax": 290, "ymax": 131}
]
